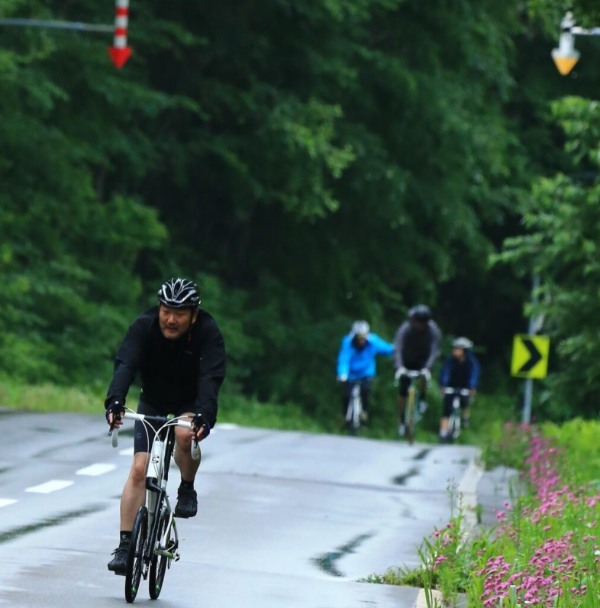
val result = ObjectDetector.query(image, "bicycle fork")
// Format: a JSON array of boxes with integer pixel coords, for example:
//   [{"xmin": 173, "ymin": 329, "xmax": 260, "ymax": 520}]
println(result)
[{"xmin": 145, "ymin": 479, "xmax": 181, "ymax": 563}]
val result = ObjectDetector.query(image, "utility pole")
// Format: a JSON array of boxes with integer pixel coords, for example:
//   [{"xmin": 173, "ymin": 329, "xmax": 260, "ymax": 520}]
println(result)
[{"xmin": 522, "ymin": 275, "xmax": 544, "ymax": 424}]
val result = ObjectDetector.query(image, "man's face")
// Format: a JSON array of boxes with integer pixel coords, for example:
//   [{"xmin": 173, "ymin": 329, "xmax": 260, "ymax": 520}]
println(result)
[
  {"xmin": 410, "ymin": 319, "xmax": 427, "ymax": 332},
  {"xmin": 158, "ymin": 304, "xmax": 197, "ymax": 339},
  {"xmin": 355, "ymin": 334, "xmax": 368, "ymax": 347},
  {"xmin": 452, "ymin": 346, "xmax": 465, "ymax": 361}
]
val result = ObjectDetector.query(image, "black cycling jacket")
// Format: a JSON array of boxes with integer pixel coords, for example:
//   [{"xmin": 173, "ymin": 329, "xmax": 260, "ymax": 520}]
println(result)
[{"xmin": 105, "ymin": 306, "xmax": 226, "ymax": 427}]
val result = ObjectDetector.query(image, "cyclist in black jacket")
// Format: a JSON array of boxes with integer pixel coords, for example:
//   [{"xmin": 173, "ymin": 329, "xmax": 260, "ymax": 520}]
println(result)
[
  {"xmin": 393, "ymin": 305, "xmax": 442, "ymax": 436},
  {"xmin": 105, "ymin": 277, "xmax": 226, "ymax": 575}
]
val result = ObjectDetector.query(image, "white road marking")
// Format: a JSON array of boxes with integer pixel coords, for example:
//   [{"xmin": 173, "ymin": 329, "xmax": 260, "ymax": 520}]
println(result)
[
  {"xmin": 0, "ymin": 498, "xmax": 18, "ymax": 508},
  {"xmin": 216, "ymin": 423, "xmax": 238, "ymax": 431},
  {"xmin": 119, "ymin": 447, "xmax": 133, "ymax": 456},
  {"xmin": 26, "ymin": 480, "xmax": 74, "ymax": 494},
  {"xmin": 76, "ymin": 463, "xmax": 117, "ymax": 476}
]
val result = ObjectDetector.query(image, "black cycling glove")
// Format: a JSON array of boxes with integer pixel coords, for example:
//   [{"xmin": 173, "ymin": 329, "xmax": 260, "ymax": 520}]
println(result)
[
  {"xmin": 105, "ymin": 398, "xmax": 125, "ymax": 424},
  {"xmin": 191, "ymin": 413, "xmax": 211, "ymax": 440}
]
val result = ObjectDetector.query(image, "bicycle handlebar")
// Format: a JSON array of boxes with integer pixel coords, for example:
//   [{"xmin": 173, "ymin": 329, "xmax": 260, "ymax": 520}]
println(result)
[
  {"xmin": 399, "ymin": 370, "xmax": 424, "ymax": 378},
  {"xmin": 110, "ymin": 411, "xmax": 201, "ymax": 460},
  {"xmin": 443, "ymin": 388, "xmax": 471, "ymax": 396}
]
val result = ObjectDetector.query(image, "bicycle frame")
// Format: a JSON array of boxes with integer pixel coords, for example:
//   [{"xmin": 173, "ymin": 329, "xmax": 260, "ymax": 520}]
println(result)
[
  {"xmin": 111, "ymin": 410, "xmax": 200, "ymax": 602},
  {"xmin": 444, "ymin": 387, "xmax": 470, "ymax": 442}
]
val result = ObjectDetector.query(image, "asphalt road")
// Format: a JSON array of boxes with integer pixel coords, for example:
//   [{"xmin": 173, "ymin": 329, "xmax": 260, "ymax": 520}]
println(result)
[{"xmin": 0, "ymin": 410, "xmax": 507, "ymax": 607}]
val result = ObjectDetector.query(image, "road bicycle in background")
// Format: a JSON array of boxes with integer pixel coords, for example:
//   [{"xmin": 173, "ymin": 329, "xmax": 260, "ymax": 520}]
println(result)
[
  {"xmin": 443, "ymin": 387, "xmax": 471, "ymax": 444},
  {"xmin": 396, "ymin": 369, "xmax": 427, "ymax": 444},
  {"xmin": 110, "ymin": 410, "xmax": 201, "ymax": 603},
  {"xmin": 345, "ymin": 381, "xmax": 364, "ymax": 436}
]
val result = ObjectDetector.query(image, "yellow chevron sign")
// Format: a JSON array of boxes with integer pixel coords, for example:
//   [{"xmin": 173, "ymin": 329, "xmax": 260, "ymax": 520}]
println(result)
[{"xmin": 511, "ymin": 335, "xmax": 550, "ymax": 379}]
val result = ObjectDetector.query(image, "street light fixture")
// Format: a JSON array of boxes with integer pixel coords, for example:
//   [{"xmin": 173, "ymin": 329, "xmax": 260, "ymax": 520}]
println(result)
[{"xmin": 552, "ymin": 11, "xmax": 600, "ymax": 75}]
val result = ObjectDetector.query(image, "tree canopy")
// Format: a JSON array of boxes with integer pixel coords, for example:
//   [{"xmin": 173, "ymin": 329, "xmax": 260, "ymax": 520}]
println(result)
[{"xmin": 1, "ymin": 0, "xmax": 599, "ymax": 421}]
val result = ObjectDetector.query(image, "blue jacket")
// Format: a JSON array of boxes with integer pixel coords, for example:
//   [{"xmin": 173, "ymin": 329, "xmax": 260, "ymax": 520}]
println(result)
[
  {"xmin": 336, "ymin": 333, "xmax": 394, "ymax": 381},
  {"xmin": 439, "ymin": 352, "xmax": 481, "ymax": 389}
]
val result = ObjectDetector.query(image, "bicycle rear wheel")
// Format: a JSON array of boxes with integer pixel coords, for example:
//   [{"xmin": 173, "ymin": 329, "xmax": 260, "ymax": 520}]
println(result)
[
  {"xmin": 149, "ymin": 507, "xmax": 177, "ymax": 599},
  {"xmin": 125, "ymin": 506, "xmax": 148, "ymax": 603}
]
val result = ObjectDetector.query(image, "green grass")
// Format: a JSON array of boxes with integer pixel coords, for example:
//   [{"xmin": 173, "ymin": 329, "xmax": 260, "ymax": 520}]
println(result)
[
  {"xmin": 0, "ymin": 377, "xmax": 519, "ymax": 446},
  {"xmin": 0, "ymin": 378, "xmax": 104, "ymax": 414},
  {"xmin": 0, "ymin": 377, "xmax": 329, "ymax": 433}
]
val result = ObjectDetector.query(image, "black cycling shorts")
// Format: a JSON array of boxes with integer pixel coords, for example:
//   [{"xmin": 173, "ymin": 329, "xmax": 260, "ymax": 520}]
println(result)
[{"xmin": 133, "ymin": 400, "xmax": 196, "ymax": 453}]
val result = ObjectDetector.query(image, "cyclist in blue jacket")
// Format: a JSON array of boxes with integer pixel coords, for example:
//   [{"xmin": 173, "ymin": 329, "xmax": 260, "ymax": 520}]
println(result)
[
  {"xmin": 336, "ymin": 320, "xmax": 394, "ymax": 422},
  {"xmin": 438, "ymin": 337, "xmax": 480, "ymax": 441}
]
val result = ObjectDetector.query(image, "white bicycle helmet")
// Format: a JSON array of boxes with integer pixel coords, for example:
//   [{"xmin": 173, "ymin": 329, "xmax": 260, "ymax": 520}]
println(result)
[
  {"xmin": 351, "ymin": 320, "xmax": 370, "ymax": 337},
  {"xmin": 452, "ymin": 337, "xmax": 473, "ymax": 349}
]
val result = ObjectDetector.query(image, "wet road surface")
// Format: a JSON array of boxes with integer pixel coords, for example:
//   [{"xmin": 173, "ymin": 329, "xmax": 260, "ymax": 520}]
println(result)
[{"xmin": 0, "ymin": 411, "xmax": 502, "ymax": 607}]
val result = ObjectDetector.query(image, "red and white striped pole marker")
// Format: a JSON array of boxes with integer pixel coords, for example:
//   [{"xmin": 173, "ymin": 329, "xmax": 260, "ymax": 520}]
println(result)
[{"xmin": 108, "ymin": 0, "xmax": 132, "ymax": 69}]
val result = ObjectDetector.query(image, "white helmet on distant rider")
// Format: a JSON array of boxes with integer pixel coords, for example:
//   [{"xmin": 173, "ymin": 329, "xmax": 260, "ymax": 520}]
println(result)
[
  {"xmin": 452, "ymin": 337, "xmax": 473, "ymax": 349},
  {"xmin": 351, "ymin": 320, "xmax": 370, "ymax": 337}
]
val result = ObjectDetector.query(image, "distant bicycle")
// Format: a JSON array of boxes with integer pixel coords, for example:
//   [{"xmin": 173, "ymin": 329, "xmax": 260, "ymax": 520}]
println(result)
[
  {"xmin": 345, "ymin": 381, "xmax": 365, "ymax": 436},
  {"xmin": 396, "ymin": 369, "xmax": 426, "ymax": 444},
  {"xmin": 443, "ymin": 387, "xmax": 471, "ymax": 444},
  {"xmin": 110, "ymin": 410, "xmax": 201, "ymax": 603}
]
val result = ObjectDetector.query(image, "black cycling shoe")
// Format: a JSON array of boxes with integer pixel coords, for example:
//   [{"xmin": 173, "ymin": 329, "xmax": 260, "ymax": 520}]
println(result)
[
  {"xmin": 107, "ymin": 540, "xmax": 130, "ymax": 576},
  {"xmin": 174, "ymin": 486, "xmax": 198, "ymax": 518}
]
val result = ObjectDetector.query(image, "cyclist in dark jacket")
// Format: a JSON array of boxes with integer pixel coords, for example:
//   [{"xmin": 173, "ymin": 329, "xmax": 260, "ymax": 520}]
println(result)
[
  {"xmin": 105, "ymin": 277, "xmax": 226, "ymax": 575},
  {"xmin": 438, "ymin": 336, "xmax": 480, "ymax": 441},
  {"xmin": 393, "ymin": 305, "xmax": 442, "ymax": 436}
]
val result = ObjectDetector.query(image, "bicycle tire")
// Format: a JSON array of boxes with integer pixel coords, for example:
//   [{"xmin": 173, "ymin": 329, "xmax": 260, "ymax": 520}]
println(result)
[
  {"xmin": 149, "ymin": 507, "xmax": 172, "ymax": 599},
  {"xmin": 125, "ymin": 506, "xmax": 148, "ymax": 603},
  {"xmin": 449, "ymin": 413, "xmax": 461, "ymax": 443},
  {"xmin": 405, "ymin": 388, "xmax": 416, "ymax": 444},
  {"xmin": 448, "ymin": 396, "xmax": 461, "ymax": 443},
  {"xmin": 345, "ymin": 385, "xmax": 361, "ymax": 436}
]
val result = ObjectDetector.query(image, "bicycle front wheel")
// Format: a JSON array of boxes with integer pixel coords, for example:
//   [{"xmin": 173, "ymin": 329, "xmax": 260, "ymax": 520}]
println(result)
[
  {"xmin": 448, "ymin": 413, "xmax": 461, "ymax": 443},
  {"xmin": 405, "ymin": 389, "xmax": 416, "ymax": 444},
  {"xmin": 125, "ymin": 506, "xmax": 148, "ymax": 603},
  {"xmin": 345, "ymin": 400, "xmax": 359, "ymax": 436},
  {"xmin": 149, "ymin": 507, "xmax": 177, "ymax": 599}
]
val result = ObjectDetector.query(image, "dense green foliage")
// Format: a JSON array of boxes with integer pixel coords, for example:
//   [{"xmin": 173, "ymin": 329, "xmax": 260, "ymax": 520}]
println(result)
[{"xmin": 1, "ymin": 1, "xmax": 599, "ymax": 422}]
